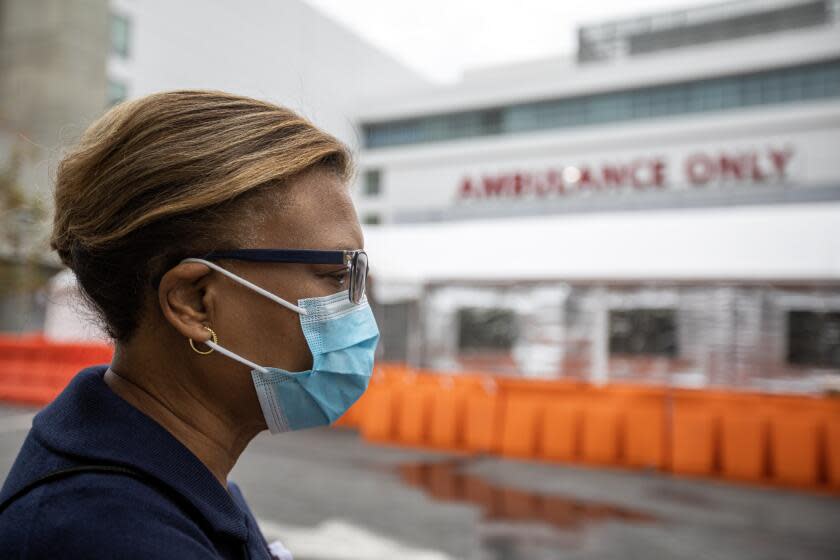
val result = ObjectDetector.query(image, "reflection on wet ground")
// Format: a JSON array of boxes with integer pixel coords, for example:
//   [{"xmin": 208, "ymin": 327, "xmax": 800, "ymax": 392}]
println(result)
[
  {"xmin": 647, "ymin": 483, "xmax": 718, "ymax": 509},
  {"xmin": 397, "ymin": 458, "xmax": 657, "ymax": 532}
]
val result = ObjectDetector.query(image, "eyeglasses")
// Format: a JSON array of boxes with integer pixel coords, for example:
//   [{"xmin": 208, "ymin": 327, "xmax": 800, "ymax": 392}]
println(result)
[{"xmin": 197, "ymin": 248, "xmax": 369, "ymax": 304}]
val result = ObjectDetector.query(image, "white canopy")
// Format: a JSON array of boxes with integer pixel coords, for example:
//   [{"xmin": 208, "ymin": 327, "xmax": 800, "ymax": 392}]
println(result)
[{"xmin": 363, "ymin": 202, "xmax": 840, "ymax": 299}]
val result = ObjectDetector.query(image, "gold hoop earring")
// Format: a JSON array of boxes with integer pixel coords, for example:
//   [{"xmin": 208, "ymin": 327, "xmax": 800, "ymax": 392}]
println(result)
[{"xmin": 189, "ymin": 326, "xmax": 217, "ymax": 355}]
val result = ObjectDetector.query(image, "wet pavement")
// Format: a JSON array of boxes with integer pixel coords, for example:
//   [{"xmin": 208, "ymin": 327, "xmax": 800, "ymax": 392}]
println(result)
[
  {"xmin": 1, "ymin": 404, "xmax": 839, "ymax": 559},
  {"xmin": 397, "ymin": 458, "xmax": 657, "ymax": 531}
]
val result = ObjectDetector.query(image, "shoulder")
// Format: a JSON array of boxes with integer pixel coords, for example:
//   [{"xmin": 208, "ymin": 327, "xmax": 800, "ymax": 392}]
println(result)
[{"xmin": 0, "ymin": 470, "xmax": 219, "ymax": 559}]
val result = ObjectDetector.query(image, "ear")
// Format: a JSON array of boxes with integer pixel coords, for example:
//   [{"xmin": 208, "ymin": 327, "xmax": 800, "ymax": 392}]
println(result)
[{"xmin": 158, "ymin": 262, "xmax": 215, "ymax": 342}]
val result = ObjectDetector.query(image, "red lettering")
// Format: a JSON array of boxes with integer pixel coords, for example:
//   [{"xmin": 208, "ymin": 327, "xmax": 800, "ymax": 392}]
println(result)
[
  {"xmin": 629, "ymin": 159, "xmax": 667, "ymax": 189},
  {"xmin": 458, "ymin": 148, "xmax": 788, "ymax": 198},
  {"xmin": 719, "ymin": 154, "xmax": 746, "ymax": 181},
  {"xmin": 513, "ymin": 173, "xmax": 529, "ymax": 195},
  {"xmin": 458, "ymin": 177, "xmax": 476, "ymax": 198},
  {"xmin": 686, "ymin": 154, "xmax": 714, "ymax": 186},
  {"xmin": 482, "ymin": 175, "xmax": 510, "ymax": 197},
  {"xmin": 770, "ymin": 147, "xmax": 794, "ymax": 177},
  {"xmin": 652, "ymin": 159, "xmax": 666, "ymax": 187},
  {"xmin": 750, "ymin": 153, "xmax": 767, "ymax": 182},
  {"xmin": 578, "ymin": 167, "xmax": 600, "ymax": 190},
  {"xmin": 549, "ymin": 168, "xmax": 565, "ymax": 194},
  {"xmin": 602, "ymin": 165, "xmax": 629, "ymax": 189},
  {"xmin": 534, "ymin": 169, "xmax": 561, "ymax": 196}
]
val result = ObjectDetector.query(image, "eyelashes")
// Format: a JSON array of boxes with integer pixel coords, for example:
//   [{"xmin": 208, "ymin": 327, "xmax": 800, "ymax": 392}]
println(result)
[{"xmin": 327, "ymin": 270, "xmax": 349, "ymax": 286}]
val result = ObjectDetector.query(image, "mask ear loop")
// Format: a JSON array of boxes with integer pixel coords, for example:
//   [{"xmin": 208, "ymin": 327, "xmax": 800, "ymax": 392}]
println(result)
[
  {"xmin": 180, "ymin": 257, "xmax": 308, "ymax": 316},
  {"xmin": 203, "ymin": 339, "xmax": 270, "ymax": 375},
  {"xmin": 179, "ymin": 257, "xmax": 306, "ymax": 375}
]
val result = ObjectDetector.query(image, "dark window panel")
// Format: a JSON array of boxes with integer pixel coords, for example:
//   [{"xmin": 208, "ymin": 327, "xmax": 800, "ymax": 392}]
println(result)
[
  {"xmin": 363, "ymin": 59, "xmax": 840, "ymax": 149},
  {"xmin": 609, "ymin": 308, "xmax": 678, "ymax": 357},
  {"xmin": 787, "ymin": 311, "xmax": 840, "ymax": 368}
]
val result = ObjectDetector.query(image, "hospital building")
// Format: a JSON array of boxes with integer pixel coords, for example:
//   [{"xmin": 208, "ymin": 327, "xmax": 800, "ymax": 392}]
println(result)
[{"xmin": 356, "ymin": 0, "xmax": 840, "ymax": 391}]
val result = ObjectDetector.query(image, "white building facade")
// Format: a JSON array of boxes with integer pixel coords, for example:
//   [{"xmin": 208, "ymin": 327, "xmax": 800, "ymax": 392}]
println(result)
[
  {"xmin": 355, "ymin": 0, "xmax": 840, "ymax": 224},
  {"xmin": 354, "ymin": 0, "xmax": 840, "ymax": 391},
  {"xmin": 106, "ymin": 0, "xmax": 428, "ymax": 154}
]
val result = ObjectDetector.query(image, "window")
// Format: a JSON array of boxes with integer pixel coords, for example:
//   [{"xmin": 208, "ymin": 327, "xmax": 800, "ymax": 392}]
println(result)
[
  {"xmin": 362, "ymin": 213, "xmax": 381, "ymax": 225},
  {"xmin": 609, "ymin": 309, "xmax": 677, "ymax": 357},
  {"xmin": 363, "ymin": 169, "xmax": 381, "ymax": 197},
  {"xmin": 110, "ymin": 13, "xmax": 131, "ymax": 58},
  {"xmin": 457, "ymin": 308, "xmax": 518, "ymax": 352},
  {"xmin": 579, "ymin": 1, "xmax": 830, "ymax": 63},
  {"xmin": 625, "ymin": 1, "xmax": 828, "ymax": 57},
  {"xmin": 373, "ymin": 302, "xmax": 414, "ymax": 361},
  {"xmin": 107, "ymin": 78, "xmax": 128, "ymax": 107},
  {"xmin": 787, "ymin": 311, "xmax": 840, "ymax": 368},
  {"xmin": 362, "ymin": 59, "xmax": 840, "ymax": 149}
]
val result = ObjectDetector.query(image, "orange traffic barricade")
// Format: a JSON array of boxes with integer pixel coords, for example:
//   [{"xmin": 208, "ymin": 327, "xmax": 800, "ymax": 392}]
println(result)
[
  {"xmin": 463, "ymin": 389, "xmax": 503, "ymax": 453},
  {"xmin": 670, "ymin": 394, "xmax": 719, "ymax": 477},
  {"xmin": 580, "ymin": 397, "xmax": 624, "ymax": 465},
  {"xmin": 499, "ymin": 396, "xmax": 545, "ymax": 459},
  {"xmin": 719, "ymin": 395, "xmax": 768, "ymax": 483},
  {"xmin": 395, "ymin": 382, "xmax": 435, "ymax": 446},
  {"xmin": 428, "ymin": 380, "xmax": 467, "ymax": 450},
  {"xmin": 623, "ymin": 398, "xmax": 667, "ymax": 470},
  {"xmin": 540, "ymin": 399, "xmax": 581, "ymax": 462},
  {"xmin": 358, "ymin": 384, "xmax": 398, "ymax": 443},
  {"xmin": 767, "ymin": 401, "xmax": 823, "ymax": 488},
  {"xmin": 826, "ymin": 414, "xmax": 840, "ymax": 490}
]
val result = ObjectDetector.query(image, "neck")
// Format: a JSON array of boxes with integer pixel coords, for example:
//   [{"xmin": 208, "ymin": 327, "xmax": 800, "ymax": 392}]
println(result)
[{"xmin": 103, "ymin": 358, "xmax": 259, "ymax": 488}]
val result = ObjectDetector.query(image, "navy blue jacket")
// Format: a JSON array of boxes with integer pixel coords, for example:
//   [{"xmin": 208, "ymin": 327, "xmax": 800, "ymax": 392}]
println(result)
[{"xmin": 0, "ymin": 365, "xmax": 274, "ymax": 559}]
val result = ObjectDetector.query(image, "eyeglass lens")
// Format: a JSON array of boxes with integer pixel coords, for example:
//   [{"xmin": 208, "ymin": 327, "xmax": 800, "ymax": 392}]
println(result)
[{"xmin": 351, "ymin": 251, "xmax": 368, "ymax": 304}]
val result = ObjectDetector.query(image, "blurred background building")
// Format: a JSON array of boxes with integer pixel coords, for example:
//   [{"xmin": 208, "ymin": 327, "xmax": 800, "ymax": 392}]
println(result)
[
  {"xmin": 0, "ymin": 0, "xmax": 110, "ymax": 331},
  {"xmin": 0, "ymin": 0, "xmax": 426, "ymax": 332},
  {"xmin": 1, "ymin": 0, "xmax": 838, "ymax": 391},
  {"xmin": 357, "ymin": 0, "xmax": 840, "ymax": 391}
]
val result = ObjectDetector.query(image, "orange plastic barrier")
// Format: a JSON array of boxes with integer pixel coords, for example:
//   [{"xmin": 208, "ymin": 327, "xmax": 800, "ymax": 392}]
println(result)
[
  {"xmin": 0, "ymin": 343, "xmax": 40, "ymax": 385},
  {"xmin": 0, "ymin": 384, "xmax": 61, "ymax": 406},
  {"xmin": 540, "ymin": 400, "xmax": 581, "ymax": 462},
  {"xmin": 396, "ymin": 382, "xmax": 435, "ymax": 446},
  {"xmin": 4, "ymin": 341, "xmax": 840, "ymax": 494},
  {"xmin": 463, "ymin": 390, "xmax": 503, "ymax": 453},
  {"xmin": 827, "ymin": 417, "xmax": 840, "ymax": 489},
  {"xmin": 624, "ymin": 400, "xmax": 666, "ymax": 470},
  {"xmin": 335, "ymin": 363, "xmax": 408, "ymax": 429},
  {"xmin": 580, "ymin": 397, "xmax": 624, "ymax": 465},
  {"xmin": 428, "ymin": 382, "xmax": 467, "ymax": 450},
  {"xmin": 671, "ymin": 398, "xmax": 718, "ymax": 477},
  {"xmin": 499, "ymin": 396, "xmax": 545, "ymax": 459},
  {"xmin": 0, "ymin": 335, "xmax": 114, "ymax": 407},
  {"xmin": 768, "ymin": 406, "xmax": 822, "ymax": 487},
  {"xmin": 358, "ymin": 384, "xmax": 398, "ymax": 443},
  {"xmin": 719, "ymin": 398, "xmax": 768, "ymax": 482}
]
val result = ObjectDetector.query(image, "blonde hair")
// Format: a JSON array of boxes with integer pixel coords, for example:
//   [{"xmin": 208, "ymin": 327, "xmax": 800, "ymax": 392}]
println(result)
[{"xmin": 50, "ymin": 89, "xmax": 353, "ymax": 341}]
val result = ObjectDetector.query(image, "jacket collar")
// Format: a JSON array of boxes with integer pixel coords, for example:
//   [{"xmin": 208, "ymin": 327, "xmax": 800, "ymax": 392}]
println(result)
[{"xmin": 31, "ymin": 365, "xmax": 248, "ymax": 541}]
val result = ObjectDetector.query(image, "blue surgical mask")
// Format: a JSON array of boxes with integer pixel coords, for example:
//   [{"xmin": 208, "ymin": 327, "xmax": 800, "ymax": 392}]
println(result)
[{"xmin": 181, "ymin": 258, "xmax": 380, "ymax": 434}]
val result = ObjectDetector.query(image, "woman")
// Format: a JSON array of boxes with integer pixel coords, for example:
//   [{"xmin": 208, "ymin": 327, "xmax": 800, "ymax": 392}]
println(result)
[{"xmin": 0, "ymin": 90, "xmax": 379, "ymax": 559}]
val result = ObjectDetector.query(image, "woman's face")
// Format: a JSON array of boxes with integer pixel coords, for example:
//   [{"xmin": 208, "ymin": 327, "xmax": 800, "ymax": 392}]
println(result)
[
  {"xmin": 209, "ymin": 167, "xmax": 363, "ymax": 371},
  {"xmin": 158, "ymin": 166, "xmax": 363, "ymax": 428}
]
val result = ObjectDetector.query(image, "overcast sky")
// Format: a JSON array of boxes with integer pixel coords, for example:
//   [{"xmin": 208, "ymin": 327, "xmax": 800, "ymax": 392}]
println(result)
[{"xmin": 305, "ymin": 0, "xmax": 702, "ymax": 82}]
